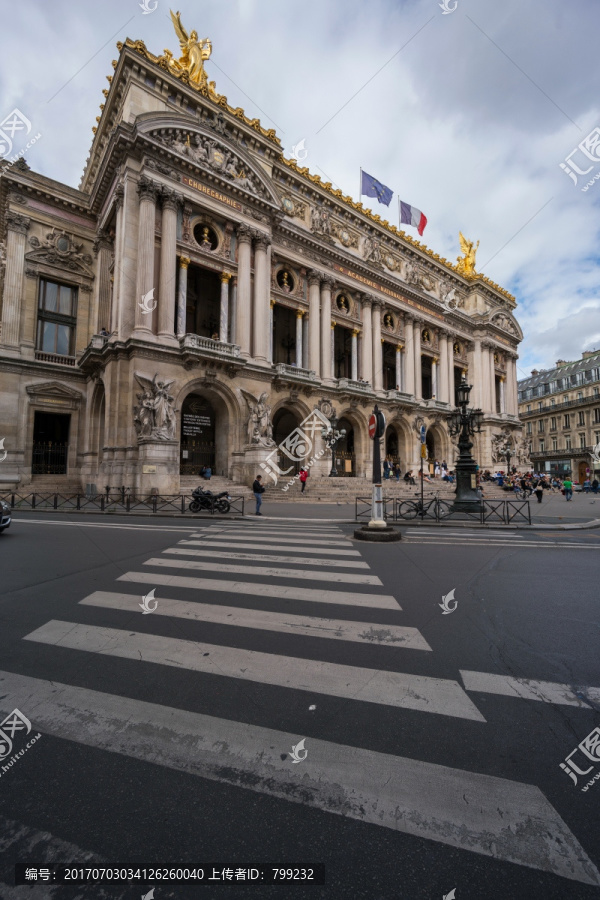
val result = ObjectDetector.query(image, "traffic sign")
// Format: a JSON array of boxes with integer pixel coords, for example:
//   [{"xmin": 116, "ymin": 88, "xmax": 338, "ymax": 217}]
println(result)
[
  {"xmin": 368, "ymin": 414, "xmax": 377, "ymax": 439},
  {"xmin": 420, "ymin": 425, "xmax": 426, "ymax": 444},
  {"xmin": 369, "ymin": 410, "xmax": 386, "ymax": 440},
  {"xmin": 420, "ymin": 444, "xmax": 427, "ymax": 459}
]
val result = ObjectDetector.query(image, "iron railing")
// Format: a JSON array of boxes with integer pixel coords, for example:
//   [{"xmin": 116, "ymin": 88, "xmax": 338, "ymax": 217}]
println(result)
[
  {"xmin": 355, "ymin": 496, "xmax": 531, "ymax": 525},
  {"xmin": 0, "ymin": 492, "xmax": 245, "ymax": 516}
]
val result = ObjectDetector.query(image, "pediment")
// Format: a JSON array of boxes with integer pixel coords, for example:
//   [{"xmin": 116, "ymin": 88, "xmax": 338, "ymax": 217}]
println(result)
[
  {"xmin": 26, "ymin": 228, "xmax": 95, "ymax": 278},
  {"xmin": 490, "ymin": 311, "xmax": 522, "ymax": 340},
  {"xmin": 139, "ymin": 117, "xmax": 281, "ymax": 206},
  {"xmin": 26, "ymin": 381, "xmax": 83, "ymax": 401}
]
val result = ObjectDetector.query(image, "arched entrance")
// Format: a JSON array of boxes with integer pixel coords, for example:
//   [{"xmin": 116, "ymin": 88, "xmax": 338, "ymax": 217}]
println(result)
[
  {"xmin": 335, "ymin": 417, "xmax": 356, "ymax": 477},
  {"xmin": 273, "ymin": 407, "xmax": 303, "ymax": 477},
  {"xmin": 180, "ymin": 394, "xmax": 217, "ymax": 475},
  {"xmin": 425, "ymin": 430, "xmax": 436, "ymax": 475}
]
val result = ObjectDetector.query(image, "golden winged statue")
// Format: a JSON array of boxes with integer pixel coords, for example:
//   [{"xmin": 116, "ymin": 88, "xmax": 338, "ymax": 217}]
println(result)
[
  {"xmin": 456, "ymin": 231, "xmax": 479, "ymax": 277},
  {"xmin": 166, "ymin": 10, "xmax": 212, "ymax": 88}
]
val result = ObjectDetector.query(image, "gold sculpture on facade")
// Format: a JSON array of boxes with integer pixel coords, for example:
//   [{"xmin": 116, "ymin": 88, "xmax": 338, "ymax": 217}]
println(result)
[
  {"xmin": 456, "ymin": 232, "xmax": 479, "ymax": 277},
  {"xmin": 166, "ymin": 10, "xmax": 212, "ymax": 88}
]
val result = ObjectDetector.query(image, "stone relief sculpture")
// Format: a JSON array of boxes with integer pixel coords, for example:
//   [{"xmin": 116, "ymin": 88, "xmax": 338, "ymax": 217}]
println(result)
[
  {"xmin": 159, "ymin": 130, "xmax": 264, "ymax": 196},
  {"xmin": 133, "ymin": 374, "xmax": 176, "ymax": 441},
  {"xmin": 310, "ymin": 206, "xmax": 332, "ymax": 237},
  {"xmin": 490, "ymin": 431, "xmax": 510, "ymax": 464},
  {"xmin": 241, "ymin": 390, "xmax": 275, "ymax": 446},
  {"xmin": 363, "ymin": 235, "xmax": 382, "ymax": 266},
  {"xmin": 493, "ymin": 313, "xmax": 518, "ymax": 335}
]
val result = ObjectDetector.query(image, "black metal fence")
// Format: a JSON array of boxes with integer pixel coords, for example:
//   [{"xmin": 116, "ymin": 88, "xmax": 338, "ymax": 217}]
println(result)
[
  {"xmin": 355, "ymin": 496, "xmax": 531, "ymax": 525},
  {"xmin": 0, "ymin": 492, "xmax": 245, "ymax": 516}
]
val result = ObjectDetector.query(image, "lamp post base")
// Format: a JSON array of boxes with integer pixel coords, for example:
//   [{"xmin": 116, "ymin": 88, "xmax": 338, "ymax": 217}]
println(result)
[{"xmin": 354, "ymin": 525, "xmax": 402, "ymax": 542}]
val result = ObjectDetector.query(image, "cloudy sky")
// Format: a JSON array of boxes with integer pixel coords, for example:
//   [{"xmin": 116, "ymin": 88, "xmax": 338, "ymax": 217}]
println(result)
[{"xmin": 2, "ymin": 0, "xmax": 599, "ymax": 379}]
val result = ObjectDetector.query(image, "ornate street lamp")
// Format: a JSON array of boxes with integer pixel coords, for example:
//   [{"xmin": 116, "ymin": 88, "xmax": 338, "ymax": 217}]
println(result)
[
  {"xmin": 447, "ymin": 376, "xmax": 484, "ymax": 510},
  {"xmin": 321, "ymin": 409, "xmax": 346, "ymax": 477}
]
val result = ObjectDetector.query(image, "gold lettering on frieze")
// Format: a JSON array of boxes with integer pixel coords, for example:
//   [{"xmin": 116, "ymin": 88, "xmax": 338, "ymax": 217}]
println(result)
[
  {"xmin": 181, "ymin": 177, "xmax": 243, "ymax": 211},
  {"xmin": 333, "ymin": 264, "xmax": 445, "ymax": 320}
]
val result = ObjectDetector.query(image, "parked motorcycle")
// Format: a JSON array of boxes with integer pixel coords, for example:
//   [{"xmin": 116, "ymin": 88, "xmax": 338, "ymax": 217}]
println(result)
[{"xmin": 189, "ymin": 486, "xmax": 231, "ymax": 514}]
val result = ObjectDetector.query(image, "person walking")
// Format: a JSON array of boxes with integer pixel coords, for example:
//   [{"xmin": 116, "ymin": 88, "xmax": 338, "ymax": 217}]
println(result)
[
  {"xmin": 592, "ymin": 477, "xmax": 599, "ymax": 494},
  {"xmin": 563, "ymin": 476, "xmax": 573, "ymax": 501},
  {"xmin": 299, "ymin": 467, "xmax": 308, "ymax": 493},
  {"xmin": 383, "ymin": 459, "xmax": 390, "ymax": 480},
  {"xmin": 534, "ymin": 482, "xmax": 544, "ymax": 503},
  {"xmin": 252, "ymin": 474, "xmax": 265, "ymax": 515}
]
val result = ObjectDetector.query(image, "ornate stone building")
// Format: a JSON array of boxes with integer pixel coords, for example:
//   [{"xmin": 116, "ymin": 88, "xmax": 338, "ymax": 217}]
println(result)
[
  {"xmin": 518, "ymin": 350, "xmax": 600, "ymax": 483},
  {"xmin": 0, "ymin": 22, "xmax": 524, "ymax": 494}
]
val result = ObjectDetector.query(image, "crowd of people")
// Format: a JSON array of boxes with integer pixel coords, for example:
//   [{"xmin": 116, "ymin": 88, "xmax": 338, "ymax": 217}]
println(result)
[
  {"xmin": 384, "ymin": 458, "xmax": 456, "ymax": 486},
  {"xmin": 478, "ymin": 469, "xmax": 599, "ymax": 502}
]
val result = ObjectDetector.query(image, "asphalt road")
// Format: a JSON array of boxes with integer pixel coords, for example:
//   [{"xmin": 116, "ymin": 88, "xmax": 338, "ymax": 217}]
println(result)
[{"xmin": 0, "ymin": 512, "xmax": 599, "ymax": 900}]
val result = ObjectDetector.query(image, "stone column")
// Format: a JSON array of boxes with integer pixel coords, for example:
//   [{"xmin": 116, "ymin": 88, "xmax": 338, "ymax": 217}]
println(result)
[
  {"xmin": 469, "ymin": 338, "xmax": 483, "ymax": 408},
  {"xmin": 295, "ymin": 310, "xmax": 303, "ymax": 367},
  {"xmin": 219, "ymin": 271, "xmax": 231, "ymax": 342},
  {"xmin": 360, "ymin": 295, "xmax": 373, "ymax": 383},
  {"xmin": 230, "ymin": 277, "xmax": 238, "ymax": 345},
  {"xmin": 236, "ymin": 225, "xmax": 252, "ymax": 355},
  {"xmin": 0, "ymin": 212, "xmax": 30, "ymax": 351},
  {"xmin": 481, "ymin": 344, "xmax": 491, "ymax": 411},
  {"xmin": 372, "ymin": 300, "xmax": 383, "ymax": 390},
  {"xmin": 307, "ymin": 270, "xmax": 321, "ymax": 377},
  {"xmin": 176, "ymin": 256, "xmax": 190, "ymax": 338},
  {"xmin": 320, "ymin": 276, "xmax": 333, "ymax": 380},
  {"xmin": 93, "ymin": 231, "xmax": 113, "ymax": 336},
  {"xmin": 117, "ymin": 177, "xmax": 140, "ymax": 340},
  {"xmin": 158, "ymin": 190, "xmax": 180, "ymax": 341},
  {"xmin": 499, "ymin": 376, "xmax": 506, "ymax": 414},
  {"xmin": 269, "ymin": 299, "xmax": 275, "ymax": 363},
  {"xmin": 432, "ymin": 357, "xmax": 438, "ymax": 400},
  {"xmin": 395, "ymin": 345, "xmax": 403, "ymax": 391},
  {"xmin": 448, "ymin": 337, "xmax": 456, "ymax": 406},
  {"xmin": 351, "ymin": 329, "xmax": 359, "ymax": 381},
  {"xmin": 252, "ymin": 233, "xmax": 270, "ymax": 362},
  {"xmin": 134, "ymin": 176, "xmax": 159, "ymax": 334},
  {"xmin": 439, "ymin": 333, "xmax": 449, "ymax": 403},
  {"xmin": 302, "ymin": 314, "xmax": 309, "ymax": 369},
  {"xmin": 110, "ymin": 186, "xmax": 124, "ymax": 336},
  {"xmin": 404, "ymin": 317, "xmax": 415, "ymax": 395},
  {"xmin": 413, "ymin": 321, "xmax": 422, "ymax": 400},
  {"xmin": 489, "ymin": 348, "xmax": 497, "ymax": 414}
]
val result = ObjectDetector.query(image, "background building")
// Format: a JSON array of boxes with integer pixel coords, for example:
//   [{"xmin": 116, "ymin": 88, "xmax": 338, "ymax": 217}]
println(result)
[
  {"xmin": 0, "ymin": 22, "xmax": 524, "ymax": 495},
  {"xmin": 518, "ymin": 350, "xmax": 600, "ymax": 482}
]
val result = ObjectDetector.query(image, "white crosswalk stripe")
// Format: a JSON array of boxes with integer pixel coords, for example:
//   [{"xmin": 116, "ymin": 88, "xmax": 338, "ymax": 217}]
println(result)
[
  {"xmin": 11, "ymin": 520, "xmax": 600, "ymax": 885},
  {"xmin": 164, "ymin": 545, "xmax": 370, "ymax": 568},
  {"xmin": 0, "ymin": 671, "xmax": 598, "ymax": 887},
  {"xmin": 404, "ymin": 536, "xmax": 600, "ymax": 548},
  {"xmin": 80, "ymin": 591, "xmax": 432, "ymax": 649}
]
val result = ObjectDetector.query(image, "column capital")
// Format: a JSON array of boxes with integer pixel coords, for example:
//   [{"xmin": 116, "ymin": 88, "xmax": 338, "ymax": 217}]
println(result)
[
  {"xmin": 161, "ymin": 189, "xmax": 183, "ymax": 212},
  {"xmin": 220, "ymin": 270, "xmax": 232, "ymax": 282},
  {"xmin": 6, "ymin": 211, "xmax": 30, "ymax": 235},
  {"xmin": 360, "ymin": 293, "xmax": 373, "ymax": 308},
  {"xmin": 321, "ymin": 274, "xmax": 336, "ymax": 289},
  {"xmin": 114, "ymin": 183, "xmax": 125, "ymax": 211},
  {"xmin": 179, "ymin": 256, "xmax": 191, "ymax": 269},
  {"xmin": 253, "ymin": 232, "xmax": 271, "ymax": 251},
  {"xmin": 137, "ymin": 175, "xmax": 160, "ymax": 201},
  {"xmin": 352, "ymin": 328, "xmax": 360, "ymax": 337},
  {"xmin": 296, "ymin": 308, "xmax": 304, "ymax": 319},
  {"xmin": 396, "ymin": 343, "xmax": 404, "ymax": 351},
  {"xmin": 331, "ymin": 320, "xmax": 336, "ymax": 329},
  {"xmin": 237, "ymin": 223, "xmax": 253, "ymax": 244},
  {"xmin": 307, "ymin": 268, "xmax": 323, "ymax": 286},
  {"xmin": 93, "ymin": 230, "xmax": 112, "ymax": 254},
  {"xmin": 432, "ymin": 357, "xmax": 439, "ymax": 364},
  {"xmin": 371, "ymin": 297, "xmax": 384, "ymax": 309},
  {"xmin": 270, "ymin": 298, "xmax": 275, "ymax": 309}
]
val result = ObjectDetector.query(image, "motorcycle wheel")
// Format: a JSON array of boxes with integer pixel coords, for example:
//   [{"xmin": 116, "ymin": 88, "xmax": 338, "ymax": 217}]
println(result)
[
  {"xmin": 216, "ymin": 500, "xmax": 230, "ymax": 513},
  {"xmin": 189, "ymin": 500, "xmax": 201, "ymax": 513}
]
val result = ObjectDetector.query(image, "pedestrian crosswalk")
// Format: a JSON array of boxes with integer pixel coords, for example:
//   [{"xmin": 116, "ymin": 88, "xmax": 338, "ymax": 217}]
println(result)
[
  {"xmin": 3, "ymin": 519, "xmax": 600, "ymax": 887},
  {"xmin": 403, "ymin": 529, "xmax": 600, "ymax": 549}
]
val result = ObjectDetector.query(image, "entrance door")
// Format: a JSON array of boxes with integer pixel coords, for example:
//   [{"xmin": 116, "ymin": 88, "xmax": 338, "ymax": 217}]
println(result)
[
  {"xmin": 180, "ymin": 396, "xmax": 216, "ymax": 474},
  {"xmin": 336, "ymin": 418, "xmax": 356, "ymax": 477},
  {"xmin": 578, "ymin": 460, "xmax": 588, "ymax": 484},
  {"xmin": 32, "ymin": 412, "xmax": 70, "ymax": 474}
]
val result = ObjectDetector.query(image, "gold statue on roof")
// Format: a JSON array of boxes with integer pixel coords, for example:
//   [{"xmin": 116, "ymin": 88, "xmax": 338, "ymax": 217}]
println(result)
[
  {"xmin": 456, "ymin": 232, "xmax": 479, "ymax": 277},
  {"xmin": 167, "ymin": 10, "xmax": 212, "ymax": 88}
]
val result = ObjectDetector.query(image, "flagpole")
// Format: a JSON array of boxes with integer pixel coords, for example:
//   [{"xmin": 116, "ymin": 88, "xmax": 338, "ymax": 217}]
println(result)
[
  {"xmin": 359, "ymin": 167, "xmax": 362, "ymax": 203},
  {"xmin": 398, "ymin": 195, "xmax": 401, "ymax": 230}
]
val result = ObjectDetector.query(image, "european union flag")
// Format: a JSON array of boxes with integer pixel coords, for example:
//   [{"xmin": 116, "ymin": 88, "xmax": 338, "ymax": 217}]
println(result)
[{"xmin": 361, "ymin": 170, "xmax": 394, "ymax": 206}]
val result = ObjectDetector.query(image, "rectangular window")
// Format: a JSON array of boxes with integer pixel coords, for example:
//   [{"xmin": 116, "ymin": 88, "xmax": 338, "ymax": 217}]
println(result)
[
  {"xmin": 550, "ymin": 417, "xmax": 557, "ymax": 430},
  {"xmin": 526, "ymin": 404, "xmax": 531, "ymax": 412},
  {"xmin": 538, "ymin": 401, "xmax": 543, "ymax": 410},
  {"xmin": 36, "ymin": 279, "xmax": 77, "ymax": 356},
  {"xmin": 595, "ymin": 387, "xmax": 599, "ymax": 397},
  {"xmin": 594, "ymin": 408, "xmax": 600, "ymax": 424},
  {"xmin": 539, "ymin": 439, "xmax": 545, "ymax": 452},
  {"xmin": 551, "ymin": 398, "xmax": 556, "ymax": 406},
  {"xmin": 578, "ymin": 411, "xmax": 585, "ymax": 426},
  {"xmin": 552, "ymin": 438, "xmax": 558, "ymax": 451},
  {"xmin": 538, "ymin": 420, "xmax": 544, "ymax": 432},
  {"xmin": 577, "ymin": 391, "xmax": 583, "ymax": 400},
  {"xmin": 596, "ymin": 431, "xmax": 600, "ymax": 444},
  {"xmin": 564, "ymin": 414, "xmax": 570, "ymax": 428},
  {"xmin": 526, "ymin": 422, "xmax": 532, "ymax": 434},
  {"xmin": 580, "ymin": 434, "xmax": 586, "ymax": 448},
  {"xmin": 550, "ymin": 381, "xmax": 557, "ymax": 392},
  {"xmin": 565, "ymin": 436, "xmax": 572, "ymax": 450}
]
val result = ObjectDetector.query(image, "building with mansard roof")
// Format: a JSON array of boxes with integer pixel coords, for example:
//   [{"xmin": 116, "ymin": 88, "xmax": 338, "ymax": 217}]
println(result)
[
  {"xmin": 518, "ymin": 350, "xmax": 600, "ymax": 482},
  {"xmin": 0, "ymin": 23, "xmax": 524, "ymax": 495}
]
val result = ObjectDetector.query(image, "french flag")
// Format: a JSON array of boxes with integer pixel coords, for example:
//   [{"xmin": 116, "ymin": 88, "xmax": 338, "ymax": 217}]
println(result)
[{"xmin": 399, "ymin": 199, "xmax": 427, "ymax": 236}]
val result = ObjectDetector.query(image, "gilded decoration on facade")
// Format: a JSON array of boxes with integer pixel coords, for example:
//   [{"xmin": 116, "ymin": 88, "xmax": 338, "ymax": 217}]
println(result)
[
  {"xmin": 168, "ymin": 10, "xmax": 212, "ymax": 89},
  {"xmin": 456, "ymin": 232, "xmax": 479, "ymax": 277}
]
